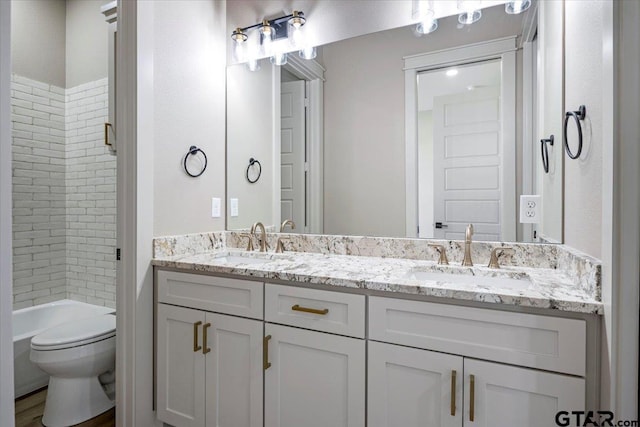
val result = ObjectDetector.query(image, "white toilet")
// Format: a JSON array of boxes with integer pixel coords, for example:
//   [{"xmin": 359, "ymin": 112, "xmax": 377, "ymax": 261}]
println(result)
[{"xmin": 30, "ymin": 314, "xmax": 116, "ymax": 427}]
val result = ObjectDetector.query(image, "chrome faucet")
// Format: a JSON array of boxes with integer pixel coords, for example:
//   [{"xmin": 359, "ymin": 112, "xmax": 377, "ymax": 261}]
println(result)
[
  {"xmin": 276, "ymin": 220, "xmax": 296, "ymax": 253},
  {"xmin": 250, "ymin": 222, "xmax": 268, "ymax": 252},
  {"xmin": 462, "ymin": 224, "xmax": 474, "ymax": 266}
]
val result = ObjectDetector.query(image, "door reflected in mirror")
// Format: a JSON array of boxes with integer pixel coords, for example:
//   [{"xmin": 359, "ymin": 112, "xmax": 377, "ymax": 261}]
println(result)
[{"xmin": 226, "ymin": 4, "xmax": 562, "ymax": 243}]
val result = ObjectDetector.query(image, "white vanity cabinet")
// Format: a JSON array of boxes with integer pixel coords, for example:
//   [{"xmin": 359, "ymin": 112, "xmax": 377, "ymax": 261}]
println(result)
[
  {"xmin": 156, "ymin": 271, "xmax": 264, "ymax": 427},
  {"xmin": 368, "ymin": 297, "xmax": 586, "ymax": 427},
  {"xmin": 263, "ymin": 284, "xmax": 366, "ymax": 427}
]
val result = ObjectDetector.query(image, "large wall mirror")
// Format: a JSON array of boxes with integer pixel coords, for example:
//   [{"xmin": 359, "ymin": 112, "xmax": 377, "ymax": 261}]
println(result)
[{"xmin": 226, "ymin": 3, "xmax": 563, "ymax": 243}]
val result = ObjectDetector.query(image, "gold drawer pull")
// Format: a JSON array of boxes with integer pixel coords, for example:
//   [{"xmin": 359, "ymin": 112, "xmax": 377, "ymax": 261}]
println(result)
[
  {"xmin": 193, "ymin": 321, "xmax": 202, "ymax": 352},
  {"xmin": 291, "ymin": 304, "xmax": 329, "ymax": 315},
  {"xmin": 263, "ymin": 335, "xmax": 272, "ymax": 370},
  {"xmin": 202, "ymin": 323, "xmax": 211, "ymax": 354},
  {"xmin": 469, "ymin": 374, "xmax": 475, "ymax": 422},
  {"xmin": 450, "ymin": 370, "xmax": 457, "ymax": 416},
  {"xmin": 104, "ymin": 122, "xmax": 113, "ymax": 146}
]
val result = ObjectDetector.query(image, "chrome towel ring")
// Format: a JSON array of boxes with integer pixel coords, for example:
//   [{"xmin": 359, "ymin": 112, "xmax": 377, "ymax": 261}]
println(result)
[
  {"xmin": 540, "ymin": 134, "xmax": 554, "ymax": 174},
  {"xmin": 563, "ymin": 105, "xmax": 586, "ymax": 160}
]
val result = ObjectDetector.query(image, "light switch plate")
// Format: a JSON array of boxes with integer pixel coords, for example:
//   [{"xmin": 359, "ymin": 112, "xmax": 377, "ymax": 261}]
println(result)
[
  {"xmin": 519, "ymin": 195, "xmax": 541, "ymax": 224},
  {"xmin": 211, "ymin": 197, "xmax": 221, "ymax": 218},
  {"xmin": 230, "ymin": 198, "xmax": 239, "ymax": 217}
]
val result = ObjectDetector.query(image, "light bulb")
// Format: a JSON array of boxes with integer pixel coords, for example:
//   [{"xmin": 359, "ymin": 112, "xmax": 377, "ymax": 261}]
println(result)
[
  {"xmin": 288, "ymin": 11, "xmax": 306, "ymax": 29},
  {"xmin": 299, "ymin": 46, "xmax": 317, "ymax": 60},
  {"xmin": 505, "ymin": 0, "xmax": 531, "ymax": 14},
  {"xmin": 270, "ymin": 52, "xmax": 288, "ymax": 66}
]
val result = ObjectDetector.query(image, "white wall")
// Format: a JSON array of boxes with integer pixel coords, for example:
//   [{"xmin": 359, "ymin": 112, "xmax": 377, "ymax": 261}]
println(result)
[
  {"xmin": 66, "ymin": 0, "xmax": 109, "ymax": 88},
  {"xmin": 1, "ymin": 0, "xmax": 16, "ymax": 423},
  {"xmin": 322, "ymin": 9, "xmax": 524, "ymax": 237},
  {"xmin": 152, "ymin": 0, "xmax": 227, "ymax": 236},
  {"xmin": 226, "ymin": 64, "xmax": 275, "ymax": 230},
  {"xmin": 11, "ymin": 0, "xmax": 66, "ymax": 88},
  {"xmin": 563, "ymin": 1, "xmax": 604, "ymax": 259},
  {"xmin": 417, "ymin": 111, "xmax": 433, "ymax": 238}
]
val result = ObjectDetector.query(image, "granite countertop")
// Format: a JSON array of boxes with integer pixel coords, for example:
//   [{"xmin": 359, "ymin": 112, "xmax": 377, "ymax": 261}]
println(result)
[{"xmin": 152, "ymin": 249, "xmax": 603, "ymax": 315}]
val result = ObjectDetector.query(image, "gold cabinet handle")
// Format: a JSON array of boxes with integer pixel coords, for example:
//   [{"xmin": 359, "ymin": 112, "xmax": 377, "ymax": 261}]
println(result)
[
  {"xmin": 193, "ymin": 321, "xmax": 202, "ymax": 352},
  {"xmin": 469, "ymin": 374, "xmax": 475, "ymax": 422},
  {"xmin": 263, "ymin": 335, "xmax": 272, "ymax": 370},
  {"xmin": 202, "ymin": 323, "xmax": 211, "ymax": 354},
  {"xmin": 450, "ymin": 370, "xmax": 457, "ymax": 416},
  {"xmin": 104, "ymin": 122, "xmax": 113, "ymax": 146},
  {"xmin": 291, "ymin": 304, "xmax": 329, "ymax": 315}
]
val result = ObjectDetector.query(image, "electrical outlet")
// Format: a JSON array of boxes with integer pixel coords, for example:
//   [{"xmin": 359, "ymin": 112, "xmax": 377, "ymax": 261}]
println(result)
[
  {"xmin": 211, "ymin": 197, "xmax": 221, "ymax": 218},
  {"xmin": 230, "ymin": 198, "xmax": 239, "ymax": 217},
  {"xmin": 520, "ymin": 195, "xmax": 541, "ymax": 224}
]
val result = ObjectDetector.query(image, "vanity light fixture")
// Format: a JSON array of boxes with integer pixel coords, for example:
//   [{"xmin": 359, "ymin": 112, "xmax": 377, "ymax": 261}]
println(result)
[
  {"xmin": 505, "ymin": 0, "xmax": 531, "ymax": 14},
  {"xmin": 231, "ymin": 11, "xmax": 310, "ymax": 66},
  {"xmin": 457, "ymin": 0, "xmax": 482, "ymax": 25}
]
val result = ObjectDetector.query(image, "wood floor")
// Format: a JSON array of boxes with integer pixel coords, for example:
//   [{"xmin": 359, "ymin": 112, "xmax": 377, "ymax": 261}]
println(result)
[{"xmin": 15, "ymin": 388, "xmax": 115, "ymax": 427}]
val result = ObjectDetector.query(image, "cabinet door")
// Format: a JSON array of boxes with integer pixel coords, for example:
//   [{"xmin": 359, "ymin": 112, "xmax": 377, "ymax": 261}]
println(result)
[
  {"xmin": 264, "ymin": 324, "xmax": 365, "ymax": 427},
  {"xmin": 204, "ymin": 313, "xmax": 263, "ymax": 427},
  {"xmin": 368, "ymin": 341, "xmax": 463, "ymax": 427},
  {"xmin": 464, "ymin": 359, "xmax": 584, "ymax": 427},
  {"xmin": 157, "ymin": 304, "xmax": 206, "ymax": 427}
]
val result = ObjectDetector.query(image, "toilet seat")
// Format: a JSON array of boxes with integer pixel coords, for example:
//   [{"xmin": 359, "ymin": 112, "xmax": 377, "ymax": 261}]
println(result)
[{"xmin": 31, "ymin": 315, "xmax": 116, "ymax": 351}]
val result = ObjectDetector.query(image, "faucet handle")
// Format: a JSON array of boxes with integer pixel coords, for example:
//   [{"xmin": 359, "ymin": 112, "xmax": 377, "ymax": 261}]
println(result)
[
  {"xmin": 275, "ymin": 236, "xmax": 290, "ymax": 253},
  {"xmin": 239, "ymin": 233, "xmax": 254, "ymax": 251},
  {"xmin": 488, "ymin": 247, "xmax": 514, "ymax": 269},
  {"xmin": 428, "ymin": 244, "xmax": 449, "ymax": 265}
]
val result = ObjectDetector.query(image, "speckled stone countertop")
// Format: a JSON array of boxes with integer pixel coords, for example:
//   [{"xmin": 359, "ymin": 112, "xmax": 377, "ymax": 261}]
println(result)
[{"xmin": 152, "ymin": 235, "xmax": 603, "ymax": 314}]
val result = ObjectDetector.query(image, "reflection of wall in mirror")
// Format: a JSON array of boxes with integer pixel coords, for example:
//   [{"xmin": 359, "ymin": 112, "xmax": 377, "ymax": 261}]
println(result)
[
  {"xmin": 322, "ymin": 8, "xmax": 524, "ymax": 238},
  {"xmin": 227, "ymin": 64, "xmax": 275, "ymax": 230}
]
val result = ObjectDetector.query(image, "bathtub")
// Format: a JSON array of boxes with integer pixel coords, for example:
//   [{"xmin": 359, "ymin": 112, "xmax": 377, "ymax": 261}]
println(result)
[{"xmin": 13, "ymin": 299, "xmax": 115, "ymax": 398}]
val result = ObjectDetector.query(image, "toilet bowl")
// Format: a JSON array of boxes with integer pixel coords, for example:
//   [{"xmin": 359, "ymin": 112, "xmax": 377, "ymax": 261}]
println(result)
[{"xmin": 30, "ymin": 314, "xmax": 116, "ymax": 427}]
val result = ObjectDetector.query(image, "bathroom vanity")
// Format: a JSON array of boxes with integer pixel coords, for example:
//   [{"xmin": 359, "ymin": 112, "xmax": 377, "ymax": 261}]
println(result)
[{"xmin": 152, "ymin": 232, "xmax": 601, "ymax": 427}]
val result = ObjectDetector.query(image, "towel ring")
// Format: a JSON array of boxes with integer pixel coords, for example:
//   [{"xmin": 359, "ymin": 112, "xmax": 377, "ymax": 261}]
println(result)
[
  {"xmin": 246, "ymin": 158, "xmax": 262, "ymax": 183},
  {"xmin": 540, "ymin": 134, "xmax": 554, "ymax": 174},
  {"xmin": 183, "ymin": 146, "xmax": 207, "ymax": 177},
  {"xmin": 563, "ymin": 105, "xmax": 586, "ymax": 160}
]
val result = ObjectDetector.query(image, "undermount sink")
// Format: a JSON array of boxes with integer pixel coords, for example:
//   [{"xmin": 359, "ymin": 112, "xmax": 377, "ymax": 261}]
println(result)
[
  {"xmin": 404, "ymin": 270, "xmax": 531, "ymax": 290},
  {"xmin": 212, "ymin": 253, "xmax": 274, "ymax": 265}
]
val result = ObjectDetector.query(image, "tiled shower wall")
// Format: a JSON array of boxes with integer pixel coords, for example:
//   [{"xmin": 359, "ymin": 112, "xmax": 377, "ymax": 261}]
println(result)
[{"xmin": 11, "ymin": 75, "xmax": 116, "ymax": 310}]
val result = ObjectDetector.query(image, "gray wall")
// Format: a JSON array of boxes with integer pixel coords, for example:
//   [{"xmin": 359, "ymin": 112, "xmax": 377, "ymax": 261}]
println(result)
[
  {"xmin": 66, "ymin": 0, "xmax": 109, "ymax": 88},
  {"xmin": 153, "ymin": 0, "xmax": 227, "ymax": 236},
  {"xmin": 563, "ymin": 1, "xmax": 603, "ymax": 258},
  {"xmin": 11, "ymin": 0, "xmax": 66, "ymax": 88},
  {"xmin": 11, "ymin": 0, "xmax": 109, "ymax": 89},
  {"xmin": 321, "ymin": 9, "xmax": 524, "ymax": 237}
]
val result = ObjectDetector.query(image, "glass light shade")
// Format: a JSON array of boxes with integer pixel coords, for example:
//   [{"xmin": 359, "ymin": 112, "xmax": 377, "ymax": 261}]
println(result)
[
  {"xmin": 247, "ymin": 59, "xmax": 261, "ymax": 72},
  {"xmin": 299, "ymin": 46, "xmax": 317, "ymax": 60},
  {"xmin": 231, "ymin": 28, "xmax": 247, "ymax": 43},
  {"xmin": 416, "ymin": 18, "xmax": 438, "ymax": 34},
  {"xmin": 458, "ymin": 9, "xmax": 482, "ymax": 25},
  {"xmin": 288, "ymin": 11, "xmax": 306, "ymax": 29},
  {"xmin": 270, "ymin": 52, "xmax": 288, "ymax": 66},
  {"xmin": 505, "ymin": 0, "xmax": 531, "ymax": 14},
  {"xmin": 259, "ymin": 20, "xmax": 274, "ymax": 43},
  {"xmin": 233, "ymin": 42, "xmax": 247, "ymax": 62}
]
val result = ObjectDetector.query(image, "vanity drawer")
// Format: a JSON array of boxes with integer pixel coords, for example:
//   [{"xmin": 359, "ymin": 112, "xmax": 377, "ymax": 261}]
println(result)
[
  {"xmin": 369, "ymin": 297, "xmax": 586, "ymax": 376},
  {"xmin": 265, "ymin": 284, "xmax": 365, "ymax": 338},
  {"xmin": 157, "ymin": 270, "xmax": 263, "ymax": 319}
]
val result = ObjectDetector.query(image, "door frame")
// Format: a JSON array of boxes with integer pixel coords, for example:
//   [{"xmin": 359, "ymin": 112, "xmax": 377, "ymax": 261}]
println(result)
[
  {"xmin": 0, "ymin": 1, "xmax": 15, "ymax": 425},
  {"xmin": 404, "ymin": 36, "xmax": 517, "ymax": 240},
  {"xmin": 278, "ymin": 55, "xmax": 325, "ymax": 234}
]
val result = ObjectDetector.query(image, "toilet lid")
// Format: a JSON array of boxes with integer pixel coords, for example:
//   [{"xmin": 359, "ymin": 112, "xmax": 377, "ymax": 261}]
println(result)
[{"xmin": 31, "ymin": 315, "xmax": 116, "ymax": 351}]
